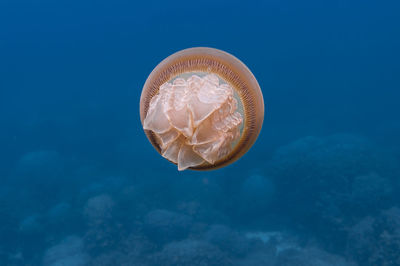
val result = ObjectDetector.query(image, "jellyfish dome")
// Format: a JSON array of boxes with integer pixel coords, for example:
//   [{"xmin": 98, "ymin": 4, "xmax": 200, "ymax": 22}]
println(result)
[{"xmin": 140, "ymin": 47, "xmax": 264, "ymax": 171}]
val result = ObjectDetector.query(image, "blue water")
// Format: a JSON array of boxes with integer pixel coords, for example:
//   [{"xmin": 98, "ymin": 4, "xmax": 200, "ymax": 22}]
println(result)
[{"xmin": 1, "ymin": 0, "xmax": 400, "ymax": 265}]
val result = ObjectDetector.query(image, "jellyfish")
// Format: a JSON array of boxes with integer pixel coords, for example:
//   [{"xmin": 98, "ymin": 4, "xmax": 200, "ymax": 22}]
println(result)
[{"xmin": 140, "ymin": 47, "xmax": 264, "ymax": 171}]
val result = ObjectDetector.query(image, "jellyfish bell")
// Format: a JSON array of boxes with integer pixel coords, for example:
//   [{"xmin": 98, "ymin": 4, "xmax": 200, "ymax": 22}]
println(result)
[{"xmin": 140, "ymin": 47, "xmax": 264, "ymax": 171}]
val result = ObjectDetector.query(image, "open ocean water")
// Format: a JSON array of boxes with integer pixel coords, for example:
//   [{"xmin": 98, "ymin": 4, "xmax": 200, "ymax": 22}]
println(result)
[{"xmin": 1, "ymin": 0, "xmax": 400, "ymax": 265}]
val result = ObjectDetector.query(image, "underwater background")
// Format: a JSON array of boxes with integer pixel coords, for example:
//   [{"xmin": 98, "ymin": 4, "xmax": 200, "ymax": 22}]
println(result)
[{"xmin": 1, "ymin": 0, "xmax": 400, "ymax": 265}]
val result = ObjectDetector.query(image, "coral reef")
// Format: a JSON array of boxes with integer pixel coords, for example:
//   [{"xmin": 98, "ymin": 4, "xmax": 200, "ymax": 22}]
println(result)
[
  {"xmin": 43, "ymin": 236, "xmax": 89, "ymax": 266},
  {"xmin": 1, "ymin": 134, "xmax": 398, "ymax": 266}
]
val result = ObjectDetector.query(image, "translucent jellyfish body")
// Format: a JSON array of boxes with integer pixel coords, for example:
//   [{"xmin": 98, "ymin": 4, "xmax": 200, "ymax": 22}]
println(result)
[{"xmin": 140, "ymin": 47, "xmax": 264, "ymax": 171}]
